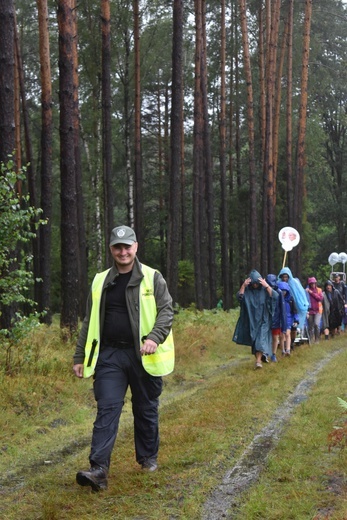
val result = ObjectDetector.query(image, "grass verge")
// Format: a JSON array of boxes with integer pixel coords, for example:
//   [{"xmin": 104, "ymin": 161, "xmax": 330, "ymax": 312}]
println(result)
[{"xmin": 0, "ymin": 309, "xmax": 346, "ymax": 519}]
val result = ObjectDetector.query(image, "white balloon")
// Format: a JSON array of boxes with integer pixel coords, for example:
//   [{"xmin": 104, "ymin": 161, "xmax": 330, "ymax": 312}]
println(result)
[
  {"xmin": 328, "ymin": 252, "xmax": 339, "ymax": 266},
  {"xmin": 278, "ymin": 227, "xmax": 300, "ymax": 251},
  {"xmin": 338, "ymin": 252, "xmax": 347, "ymax": 264}
]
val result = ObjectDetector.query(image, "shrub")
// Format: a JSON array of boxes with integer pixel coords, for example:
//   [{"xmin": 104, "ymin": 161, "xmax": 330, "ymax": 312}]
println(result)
[{"xmin": 0, "ymin": 159, "xmax": 45, "ymax": 373}]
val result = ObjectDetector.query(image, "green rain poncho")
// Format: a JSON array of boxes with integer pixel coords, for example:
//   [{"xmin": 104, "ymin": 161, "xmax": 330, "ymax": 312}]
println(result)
[{"xmin": 232, "ymin": 269, "xmax": 278, "ymax": 356}]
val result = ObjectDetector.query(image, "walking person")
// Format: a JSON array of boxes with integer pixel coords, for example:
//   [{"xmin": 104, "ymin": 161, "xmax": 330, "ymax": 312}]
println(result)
[
  {"xmin": 278, "ymin": 267, "xmax": 309, "ymax": 335},
  {"xmin": 322, "ymin": 280, "xmax": 345, "ymax": 339},
  {"xmin": 73, "ymin": 225, "xmax": 174, "ymax": 491},
  {"xmin": 306, "ymin": 277, "xmax": 323, "ymax": 343},
  {"xmin": 277, "ymin": 281, "xmax": 299, "ymax": 356},
  {"xmin": 332, "ymin": 274, "xmax": 347, "ymax": 334},
  {"xmin": 233, "ymin": 269, "xmax": 278, "ymax": 369},
  {"xmin": 332, "ymin": 274, "xmax": 346, "ymax": 302},
  {"xmin": 265, "ymin": 274, "xmax": 287, "ymax": 362}
]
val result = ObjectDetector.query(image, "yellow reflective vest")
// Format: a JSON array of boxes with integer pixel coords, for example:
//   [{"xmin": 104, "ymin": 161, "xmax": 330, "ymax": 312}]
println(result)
[{"xmin": 83, "ymin": 264, "xmax": 174, "ymax": 378}]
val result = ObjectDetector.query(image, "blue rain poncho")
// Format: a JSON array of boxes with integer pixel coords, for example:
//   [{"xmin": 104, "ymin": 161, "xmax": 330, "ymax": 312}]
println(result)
[
  {"xmin": 233, "ymin": 269, "xmax": 279, "ymax": 356},
  {"xmin": 277, "ymin": 267, "xmax": 308, "ymax": 328}
]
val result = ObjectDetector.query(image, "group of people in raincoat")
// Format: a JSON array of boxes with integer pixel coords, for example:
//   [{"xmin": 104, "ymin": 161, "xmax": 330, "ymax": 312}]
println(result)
[{"xmin": 232, "ymin": 267, "xmax": 345, "ymax": 369}]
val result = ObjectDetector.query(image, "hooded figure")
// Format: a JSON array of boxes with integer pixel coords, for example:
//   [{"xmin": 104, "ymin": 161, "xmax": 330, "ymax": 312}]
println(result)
[
  {"xmin": 277, "ymin": 282, "xmax": 299, "ymax": 327},
  {"xmin": 278, "ymin": 267, "xmax": 308, "ymax": 328},
  {"xmin": 277, "ymin": 281, "xmax": 299, "ymax": 355},
  {"xmin": 266, "ymin": 274, "xmax": 287, "ymax": 333},
  {"xmin": 322, "ymin": 280, "xmax": 344, "ymax": 336},
  {"xmin": 233, "ymin": 269, "xmax": 278, "ymax": 360},
  {"xmin": 265, "ymin": 274, "xmax": 287, "ymax": 361},
  {"xmin": 305, "ymin": 276, "xmax": 323, "ymax": 342}
]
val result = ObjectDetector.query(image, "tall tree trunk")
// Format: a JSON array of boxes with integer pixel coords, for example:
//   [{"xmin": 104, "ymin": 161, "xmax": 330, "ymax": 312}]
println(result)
[
  {"xmin": 201, "ymin": 1, "xmax": 216, "ymax": 308},
  {"xmin": 265, "ymin": 0, "xmax": 281, "ymax": 274},
  {"xmin": 157, "ymin": 77, "xmax": 165, "ymax": 271},
  {"xmin": 180, "ymin": 90, "xmax": 187, "ymax": 261},
  {"xmin": 121, "ymin": 28, "xmax": 134, "ymax": 227},
  {"xmin": 293, "ymin": 0, "xmax": 313, "ymax": 275},
  {"xmin": 167, "ymin": 0, "xmax": 183, "ymax": 304},
  {"xmin": 0, "ymin": 0, "xmax": 15, "ymax": 330},
  {"xmin": 193, "ymin": 0, "xmax": 204, "ymax": 309},
  {"xmin": 273, "ymin": 4, "xmax": 289, "ymax": 193},
  {"xmin": 219, "ymin": 0, "xmax": 231, "ymax": 310},
  {"xmin": 0, "ymin": 0, "xmax": 15, "ymax": 163},
  {"xmin": 58, "ymin": 0, "xmax": 79, "ymax": 334},
  {"xmin": 228, "ymin": 1, "xmax": 236, "ymax": 299},
  {"xmin": 101, "ymin": 0, "xmax": 113, "ymax": 264},
  {"xmin": 72, "ymin": 0, "xmax": 88, "ymax": 318},
  {"xmin": 238, "ymin": 0, "xmax": 258, "ymax": 269},
  {"xmin": 234, "ymin": 4, "xmax": 245, "ymax": 285},
  {"xmin": 286, "ymin": 0, "xmax": 294, "ymax": 227},
  {"xmin": 37, "ymin": 0, "xmax": 53, "ymax": 323},
  {"xmin": 14, "ymin": 26, "xmax": 21, "ymax": 181},
  {"xmin": 258, "ymin": 0, "xmax": 266, "ymax": 171},
  {"xmin": 258, "ymin": 1, "xmax": 266, "ymax": 171},
  {"xmin": 133, "ymin": 0, "xmax": 144, "ymax": 254}
]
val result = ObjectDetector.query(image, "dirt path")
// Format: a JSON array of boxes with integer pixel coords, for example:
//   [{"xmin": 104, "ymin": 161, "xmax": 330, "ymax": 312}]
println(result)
[
  {"xmin": 201, "ymin": 348, "xmax": 344, "ymax": 520},
  {"xmin": 0, "ymin": 346, "xmax": 343, "ymax": 520}
]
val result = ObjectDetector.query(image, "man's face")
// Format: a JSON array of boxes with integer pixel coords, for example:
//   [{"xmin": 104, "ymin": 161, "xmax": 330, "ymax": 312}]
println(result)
[
  {"xmin": 110, "ymin": 242, "xmax": 138, "ymax": 271},
  {"xmin": 281, "ymin": 274, "xmax": 289, "ymax": 282}
]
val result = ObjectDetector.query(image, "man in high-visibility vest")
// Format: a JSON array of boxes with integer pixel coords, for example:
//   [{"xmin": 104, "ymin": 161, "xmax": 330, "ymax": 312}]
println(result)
[{"xmin": 73, "ymin": 225, "xmax": 174, "ymax": 492}]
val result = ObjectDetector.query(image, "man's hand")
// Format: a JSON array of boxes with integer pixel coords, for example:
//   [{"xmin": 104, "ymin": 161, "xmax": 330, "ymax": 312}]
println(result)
[
  {"xmin": 73, "ymin": 364, "xmax": 84, "ymax": 378},
  {"xmin": 140, "ymin": 339, "xmax": 158, "ymax": 356}
]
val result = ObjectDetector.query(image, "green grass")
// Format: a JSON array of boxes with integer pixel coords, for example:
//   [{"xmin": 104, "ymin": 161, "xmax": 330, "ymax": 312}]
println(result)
[{"xmin": 0, "ymin": 309, "xmax": 346, "ymax": 519}]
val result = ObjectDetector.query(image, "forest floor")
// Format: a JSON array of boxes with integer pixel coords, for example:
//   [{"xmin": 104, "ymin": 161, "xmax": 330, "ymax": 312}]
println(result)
[{"xmin": 0, "ymin": 312, "xmax": 346, "ymax": 519}]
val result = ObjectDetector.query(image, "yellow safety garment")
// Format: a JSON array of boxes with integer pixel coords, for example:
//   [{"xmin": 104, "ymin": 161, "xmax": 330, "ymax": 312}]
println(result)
[
  {"xmin": 83, "ymin": 265, "xmax": 174, "ymax": 378},
  {"xmin": 139, "ymin": 264, "xmax": 174, "ymax": 376},
  {"xmin": 83, "ymin": 269, "xmax": 110, "ymax": 378}
]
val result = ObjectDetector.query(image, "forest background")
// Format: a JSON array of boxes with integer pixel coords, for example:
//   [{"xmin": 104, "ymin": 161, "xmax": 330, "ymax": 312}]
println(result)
[{"xmin": 0, "ymin": 0, "xmax": 347, "ymax": 336}]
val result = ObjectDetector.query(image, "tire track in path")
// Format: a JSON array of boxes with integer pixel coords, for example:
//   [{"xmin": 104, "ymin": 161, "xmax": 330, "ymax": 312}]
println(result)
[{"xmin": 201, "ymin": 348, "xmax": 344, "ymax": 520}]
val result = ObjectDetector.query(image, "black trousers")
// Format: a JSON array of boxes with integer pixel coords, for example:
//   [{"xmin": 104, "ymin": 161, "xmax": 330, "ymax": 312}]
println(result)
[{"xmin": 90, "ymin": 346, "xmax": 163, "ymax": 470}]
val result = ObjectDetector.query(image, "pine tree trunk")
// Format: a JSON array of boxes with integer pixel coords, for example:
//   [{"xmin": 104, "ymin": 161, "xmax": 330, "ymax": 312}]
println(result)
[
  {"xmin": 0, "ymin": 0, "xmax": 15, "ymax": 330},
  {"xmin": 58, "ymin": 0, "xmax": 79, "ymax": 334},
  {"xmin": 133, "ymin": 0, "xmax": 144, "ymax": 254},
  {"xmin": 37, "ymin": 0, "xmax": 53, "ymax": 323},
  {"xmin": 193, "ymin": 0, "xmax": 204, "ymax": 310},
  {"xmin": 167, "ymin": 0, "xmax": 183, "ymax": 304},
  {"xmin": 219, "ymin": 0, "xmax": 231, "ymax": 310},
  {"xmin": 72, "ymin": 0, "xmax": 88, "ymax": 318},
  {"xmin": 101, "ymin": 0, "xmax": 113, "ymax": 265},
  {"xmin": 201, "ymin": 1, "xmax": 217, "ymax": 308},
  {"xmin": 286, "ymin": 0, "xmax": 294, "ymax": 227},
  {"xmin": 0, "ymin": 0, "xmax": 15, "ymax": 163},
  {"xmin": 293, "ymin": 0, "xmax": 312, "ymax": 275},
  {"xmin": 238, "ymin": 0, "xmax": 258, "ymax": 269}
]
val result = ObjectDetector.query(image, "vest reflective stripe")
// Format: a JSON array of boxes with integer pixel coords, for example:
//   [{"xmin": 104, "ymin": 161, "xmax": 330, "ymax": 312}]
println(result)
[
  {"xmin": 82, "ymin": 265, "xmax": 174, "ymax": 378},
  {"xmin": 83, "ymin": 269, "xmax": 111, "ymax": 378},
  {"xmin": 139, "ymin": 264, "xmax": 174, "ymax": 376}
]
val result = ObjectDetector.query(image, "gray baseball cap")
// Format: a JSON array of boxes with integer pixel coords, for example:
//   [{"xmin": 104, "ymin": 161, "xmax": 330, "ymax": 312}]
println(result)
[{"xmin": 109, "ymin": 225, "xmax": 137, "ymax": 246}]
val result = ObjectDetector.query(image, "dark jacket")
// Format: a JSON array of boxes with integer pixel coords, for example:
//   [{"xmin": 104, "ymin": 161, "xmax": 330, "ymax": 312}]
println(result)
[
  {"xmin": 322, "ymin": 281, "xmax": 345, "ymax": 330},
  {"xmin": 73, "ymin": 257, "xmax": 174, "ymax": 365},
  {"xmin": 266, "ymin": 274, "xmax": 287, "ymax": 333}
]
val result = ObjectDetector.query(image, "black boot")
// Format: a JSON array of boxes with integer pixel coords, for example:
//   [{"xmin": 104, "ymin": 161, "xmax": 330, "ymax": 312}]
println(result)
[{"xmin": 76, "ymin": 465, "xmax": 108, "ymax": 491}]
